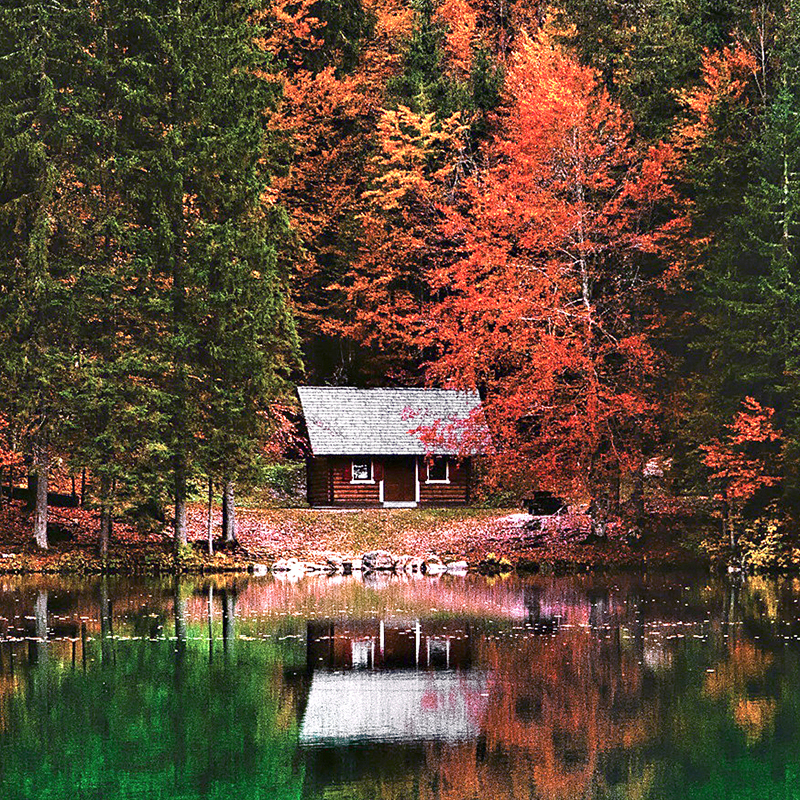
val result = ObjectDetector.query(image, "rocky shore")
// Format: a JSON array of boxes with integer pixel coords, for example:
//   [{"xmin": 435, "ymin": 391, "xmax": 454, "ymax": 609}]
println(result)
[{"xmin": 270, "ymin": 550, "xmax": 470, "ymax": 577}]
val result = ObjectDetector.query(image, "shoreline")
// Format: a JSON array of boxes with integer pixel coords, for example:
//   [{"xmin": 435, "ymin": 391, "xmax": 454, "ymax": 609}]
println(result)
[{"xmin": 0, "ymin": 500, "xmax": 707, "ymax": 576}]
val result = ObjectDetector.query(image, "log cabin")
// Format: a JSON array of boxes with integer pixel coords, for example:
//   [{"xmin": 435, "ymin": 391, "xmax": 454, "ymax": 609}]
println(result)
[{"xmin": 298, "ymin": 386, "xmax": 486, "ymax": 508}]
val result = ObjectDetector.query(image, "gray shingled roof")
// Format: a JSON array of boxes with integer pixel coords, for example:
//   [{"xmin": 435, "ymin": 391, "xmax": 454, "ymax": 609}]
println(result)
[{"xmin": 297, "ymin": 387, "xmax": 486, "ymax": 456}]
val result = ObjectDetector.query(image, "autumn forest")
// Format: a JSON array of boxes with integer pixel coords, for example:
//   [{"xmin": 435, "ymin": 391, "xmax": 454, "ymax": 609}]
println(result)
[{"xmin": 1, "ymin": 0, "xmax": 799, "ymax": 567}]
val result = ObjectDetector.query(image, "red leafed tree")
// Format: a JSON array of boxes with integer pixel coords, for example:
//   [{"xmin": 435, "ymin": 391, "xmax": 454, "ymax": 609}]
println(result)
[
  {"xmin": 701, "ymin": 397, "xmax": 782, "ymax": 548},
  {"xmin": 0, "ymin": 414, "xmax": 22, "ymax": 471},
  {"xmin": 425, "ymin": 31, "xmax": 687, "ymax": 526}
]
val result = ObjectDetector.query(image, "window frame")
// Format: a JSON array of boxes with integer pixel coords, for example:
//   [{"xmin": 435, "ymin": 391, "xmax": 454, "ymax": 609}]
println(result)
[
  {"xmin": 425, "ymin": 456, "xmax": 450, "ymax": 484},
  {"xmin": 350, "ymin": 458, "xmax": 374, "ymax": 484}
]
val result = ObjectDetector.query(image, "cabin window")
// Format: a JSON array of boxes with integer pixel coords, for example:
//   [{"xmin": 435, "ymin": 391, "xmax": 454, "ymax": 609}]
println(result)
[
  {"xmin": 426, "ymin": 457, "xmax": 449, "ymax": 483},
  {"xmin": 351, "ymin": 459, "xmax": 373, "ymax": 483}
]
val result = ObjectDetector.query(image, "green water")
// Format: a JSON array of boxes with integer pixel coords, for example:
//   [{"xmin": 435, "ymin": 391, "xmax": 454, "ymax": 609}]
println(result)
[{"xmin": 1, "ymin": 572, "xmax": 800, "ymax": 799}]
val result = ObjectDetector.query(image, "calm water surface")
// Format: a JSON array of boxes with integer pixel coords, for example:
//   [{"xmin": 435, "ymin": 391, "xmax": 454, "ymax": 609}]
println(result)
[{"xmin": 1, "ymin": 570, "xmax": 799, "ymax": 799}]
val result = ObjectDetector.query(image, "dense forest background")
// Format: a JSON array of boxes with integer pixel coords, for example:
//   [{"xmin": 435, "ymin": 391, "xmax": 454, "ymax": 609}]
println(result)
[{"xmin": 1, "ymin": 0, "xmax": 799, "ymax": 562}]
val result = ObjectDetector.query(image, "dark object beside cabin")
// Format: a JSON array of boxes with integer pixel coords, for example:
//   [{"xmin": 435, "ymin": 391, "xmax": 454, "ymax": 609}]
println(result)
[{"xmin": 523, "ymin": 491, "xmax": 564, "ymax": 515}]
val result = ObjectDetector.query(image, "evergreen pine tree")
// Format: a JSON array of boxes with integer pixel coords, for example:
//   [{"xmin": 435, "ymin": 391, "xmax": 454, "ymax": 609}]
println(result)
[
  {"xmin": 108, "ymin": 0, "xmax": 298, "ymax": 547},
  {"xmin": 0, "ymin": 0, "xmax": 95, "ymax": 547}
]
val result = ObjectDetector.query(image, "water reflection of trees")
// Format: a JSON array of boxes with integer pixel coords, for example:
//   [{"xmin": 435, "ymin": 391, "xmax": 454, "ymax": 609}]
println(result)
[
  {"xmin": 3, "ymin": 574, "xmax": 800, "ymax": 799},
  {"xmin": 0, "ymin": 578, "xmax": 305, "ymax": 799},
  {"xmin": 416, "ymin": 623, "xmax": 655, "ymax": 800}
]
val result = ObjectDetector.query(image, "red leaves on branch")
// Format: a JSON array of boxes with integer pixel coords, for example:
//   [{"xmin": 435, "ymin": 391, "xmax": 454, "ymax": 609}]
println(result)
[
  {"xmin": 0, "ymin": 415, "xmax": 22, "ymax": 470},
  {"xmin": 425, "ymin": 32, "xmax": 687, "ymax": 501},
  {"xmin": 701, "ymin": 397, "xmax": 782, "ymax": 504}
]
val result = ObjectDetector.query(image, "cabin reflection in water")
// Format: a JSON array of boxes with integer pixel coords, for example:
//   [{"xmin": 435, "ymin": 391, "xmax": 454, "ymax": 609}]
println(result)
[{"xmin": 300, "ymin": 619, "xmax": 485, "ymax": 747}]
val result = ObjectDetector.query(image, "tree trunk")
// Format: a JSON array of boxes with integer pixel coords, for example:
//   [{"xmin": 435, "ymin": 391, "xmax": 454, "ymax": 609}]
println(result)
[
  {"xmin": 32, "ymin": 445, "xmax": 49, "ymax": 549},
  {"xmin": 174, "ymin": 459, "xmax": 188, "ymax": 548},
  {"xmin": 222, "ymin": 480, "xmax": 236, "ymax": 543},
  {"xmin": 207, "ymin": 477, "xmax": 213, "ymax": 555},
  {"xmin": 100, "ymin": 579, "xmax": 113, "ymax": 667},
  {"xmin": 99, "ymin": 505, "xmax": 111, "ymax": 559},
  {"xmin": 174, "ymin": 579, "xmax": 187, "ymax": 645},
  {"xmin": 221, "ymin": 588, "xmax": 236, "ymax": 657},
  {"xmin": 630, "ymin": 463, "xmax": 645, "ymax": 521},
  {"xmin": 80, "ymin": 467, "xmax": 86, "ymax": 508},
  {"xmin": 207, "ymin": 584, "xmax": 214, "ymax": 662},
  {"xmin": 99, "ymin": 475, "xmax": 112, "ymax": 558},
  {"xmin": 32, "ymin": 590, "xmax": 48, "ymax": 666}
]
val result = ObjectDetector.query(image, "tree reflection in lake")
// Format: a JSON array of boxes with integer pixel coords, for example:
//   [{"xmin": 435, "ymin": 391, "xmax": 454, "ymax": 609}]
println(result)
[{"xmin": 1, "ymin": 573, "xmax": 800, "ymax": 799}]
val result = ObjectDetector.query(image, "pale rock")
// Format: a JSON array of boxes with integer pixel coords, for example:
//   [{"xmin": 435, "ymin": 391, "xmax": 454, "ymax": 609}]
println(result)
[
  {"xmin": 325, "ymin": 554, "xmax": 345, "ymax": 573},
  {"xmin": 251, "ymin": 563, "xmax": 269, "ymax": 576},
  {"xmin": 446, "ymin": 560, "xmax": 469, "ymax": 574},
  {"xmin": 362, "ymin": 550, "xmax": 395, "ymax": 571},
  {"xmin": 423, "ymin": 553, "xmax": 446, "ymax": 575}
]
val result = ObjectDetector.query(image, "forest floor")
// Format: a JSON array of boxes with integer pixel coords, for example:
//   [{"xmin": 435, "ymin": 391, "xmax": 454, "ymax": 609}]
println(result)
[{"xmin": 0, "ymin": 498, "xmax": 705, "ymax": 574}]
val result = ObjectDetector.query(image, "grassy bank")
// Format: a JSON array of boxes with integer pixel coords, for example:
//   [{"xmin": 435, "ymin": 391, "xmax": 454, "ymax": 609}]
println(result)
[{"xmin": 0, "ymin": 499, "xmax": 704, "ymax": 574}]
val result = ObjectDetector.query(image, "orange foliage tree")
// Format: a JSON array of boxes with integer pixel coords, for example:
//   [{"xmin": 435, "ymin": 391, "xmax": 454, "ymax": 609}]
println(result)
[
  {"xmin": 701, "ymin": 397, "xmax": 782, "ymax": 549},
  {"xmin": 424, "ymin": 31, "xmax": 686, "ymax": 522}
]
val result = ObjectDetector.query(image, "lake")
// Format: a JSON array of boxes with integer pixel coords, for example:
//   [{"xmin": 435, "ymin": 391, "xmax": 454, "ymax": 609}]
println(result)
[{"xmin": 0, "ymin": 570, "xmax": 798, "ymax": 799}]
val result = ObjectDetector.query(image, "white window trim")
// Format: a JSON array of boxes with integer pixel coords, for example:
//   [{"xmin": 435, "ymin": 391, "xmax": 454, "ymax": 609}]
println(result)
[
  {"xmin": 425, "ymin": 457, "xmax": 450, "ymax": 484},
  {"xmin": 351, "ymin": 458, "xmax": 375, "ymax": 484}
]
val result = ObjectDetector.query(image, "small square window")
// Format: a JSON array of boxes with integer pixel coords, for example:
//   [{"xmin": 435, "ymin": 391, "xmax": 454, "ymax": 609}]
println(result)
[
  {"xmin": 352, "ymin": 460, "xmax": 372, "ymax": 482},
  {"xmin": 427, "ymin": 457, "xmax": 448, "ymax": 482}
]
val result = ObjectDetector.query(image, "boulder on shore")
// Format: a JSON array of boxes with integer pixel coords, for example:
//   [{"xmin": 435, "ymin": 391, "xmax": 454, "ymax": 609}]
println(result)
[
  {"xmin": 325, "ymin": 554, "xmax": 345, "ymax": 573},
  {"xmin": 362, "ymin": 550, "xmax": 395, "ymax": 571},
  {"xmin": 424, "ymin": 554, "xmax": 446, "ymax": 575},
  {"xmin": 394, "ymin": 554, "xmax": 413, "ymax": 572},
  {"xmin": 446, "ymin": 560, "xmax": 468, "ymax": 574}
]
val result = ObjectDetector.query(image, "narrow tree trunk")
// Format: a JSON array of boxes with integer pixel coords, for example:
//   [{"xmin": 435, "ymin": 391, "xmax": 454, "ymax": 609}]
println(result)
[
  {"xmin": 207, "ymin": 584, "xmax": 214, "ymax": 662},
  {"xmin": 174, "ymin": 579, "xmax": 187, "ymax": 645},
  {"xmin": 32, "ymin": 445, "xmax": 49, "ymax": 550},
  {"xmin": 80, "ymin": 467, "xmax": 86, "ymax": 508},
  {"xmin": 99, "ymin": 505, "xmax": 111, "ymax": 560},
  {"xmin": 32, "ymin": 590, "xmax": 48, "ymax": 666},
  {"xmin": 222, "ymin": 480, "xmax": 236, "ymax": 543},
  {"xmin": 221, "ymin": 588, "xmax": 235, "ymax": 657},
  {"xmin": 99, "ymin": 475, "xmax": 112, "ymax": 559},
  {"xmin": 100, "ymin": 579, "xmax": 113, "ymax": 667},
  {"xmin": 207, "ymin": 476, "xmax": 213, "ymax": 556},
  {"xmin": 174, "ymin": 458, "xmax": 188, "ymax": 548},
  {"xmin": 630, "ymin": 461, "xmax": 646, "ymax": 521}
]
